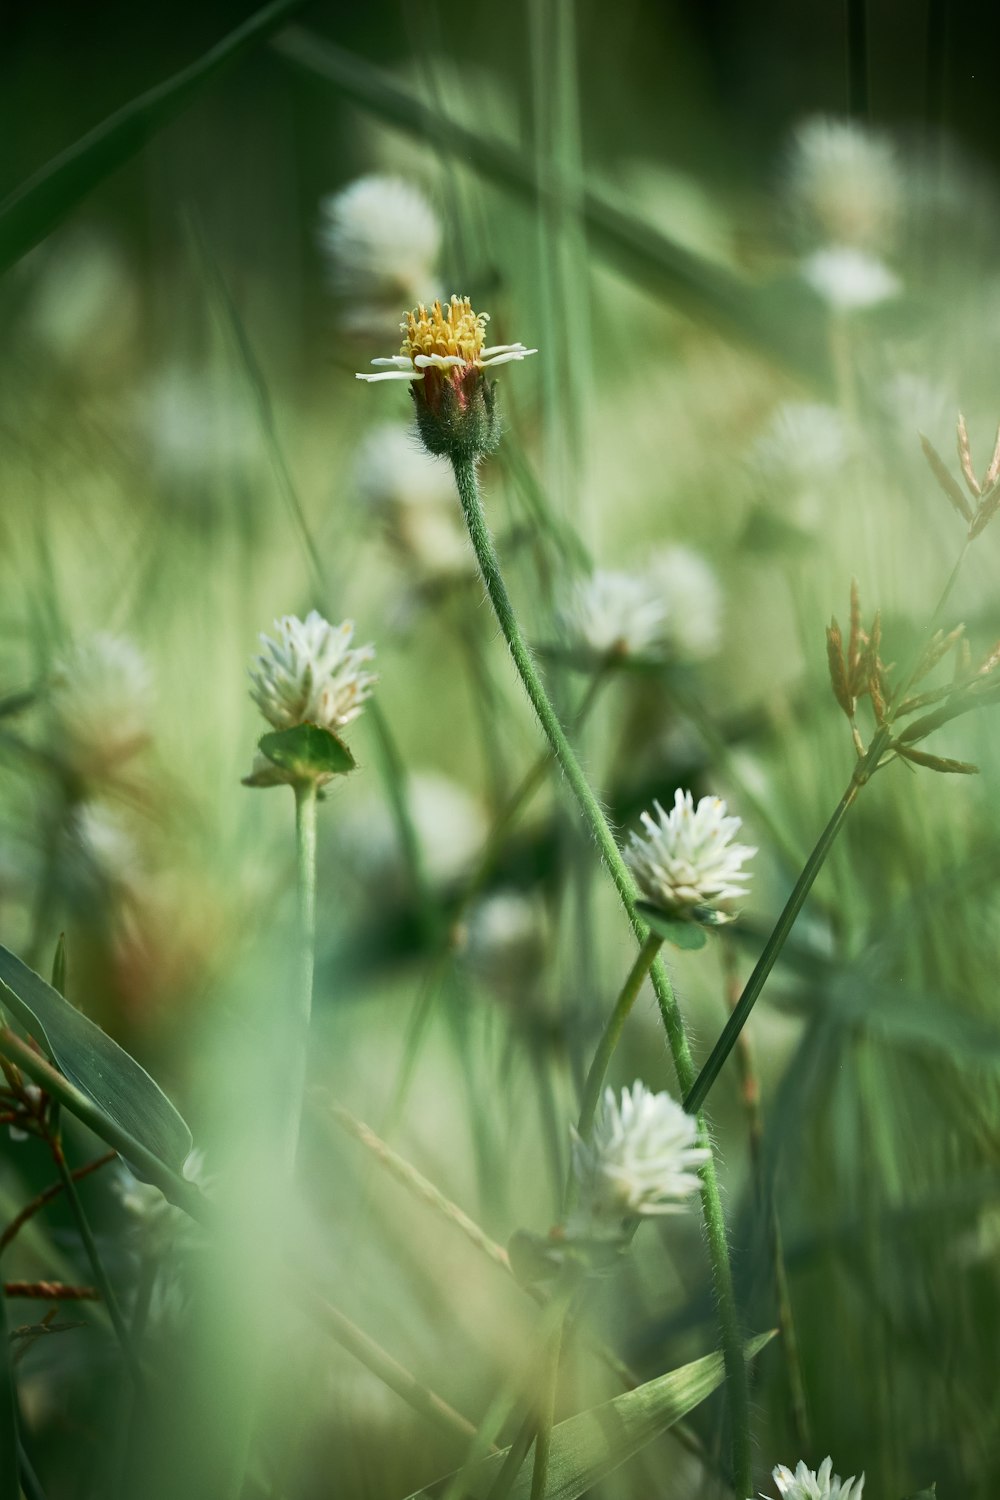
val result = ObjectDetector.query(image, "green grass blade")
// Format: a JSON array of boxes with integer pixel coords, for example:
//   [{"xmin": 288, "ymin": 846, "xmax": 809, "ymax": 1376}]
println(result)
[
  {"xmin": 273, "ymin": 27, "xmax": 831, "ymax": 386},
  {"xmin": 0, "ymin": 943, "xmax": 192, "ymax": 1173},
  {"xmin": 0, "ymin": 1285, "xmax": 18, "ymax": 1500},
  {"xmin": 0, "ymin": 0, "xmax": 307, "ymax": 273},
  {"xmin": 405, "ymin": 1333, "xmax": 775, "ymax": 1500}
]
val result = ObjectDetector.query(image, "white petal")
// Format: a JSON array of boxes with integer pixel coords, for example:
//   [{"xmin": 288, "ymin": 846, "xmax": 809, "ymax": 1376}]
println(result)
[
  {"xmin": 356, "ymin": 371, "xmax": 424, "ymax": 383},
  {"xmin": 369, "ymin": 355, "xmax": 415, "ymax": 369},
  {"xmin": 413, "ymin": 353, "xmax": 467, "ymax": 370},
  {"xmin": 480, "ymin": 343, "xmax": 529, "ymax": 358},
  {"xmin": 479, "ymin": 348, "xmax": 538, "ymax": 367}
]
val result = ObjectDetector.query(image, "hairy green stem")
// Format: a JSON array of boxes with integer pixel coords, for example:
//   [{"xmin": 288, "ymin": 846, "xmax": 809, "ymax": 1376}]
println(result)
[
  {"xmin": 289, "ymin": 779, "xmax": 318, "ymax": 1165},
  {"xmin": 450, "ymin": 453, "xmax": 752, "ymax": 1497},
  {"xmin": 576, "ymin": 934, "xmax": 662, "ymax": 1144}
]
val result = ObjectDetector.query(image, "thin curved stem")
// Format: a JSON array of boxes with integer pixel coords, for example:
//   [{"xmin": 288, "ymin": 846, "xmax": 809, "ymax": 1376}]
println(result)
[
  {"xmin": 576, "ymin": 934, "xmax": 662, "ymax": 1144},
  {"xmin": 289, "ymin": 779, "xmax": 318, "ymax": 1165},
  {"xmin": 449, "ymin": 453, "xmax": 752, "ymax": 1498}
]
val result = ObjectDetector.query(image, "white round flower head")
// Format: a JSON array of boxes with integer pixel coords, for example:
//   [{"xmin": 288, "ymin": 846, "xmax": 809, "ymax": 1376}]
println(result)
[
  {"xmin": 624, "ymin": 789, "xmax": 756, "ymax": 915},
  {"xmin": 749, "ymin": 402, "xmax": 851, "ymax": 489},
  {"xmin": 249, "ymin": 611, "xmax": 376, "ymax": 735},
  {"xmin": 354, "ymin": 422, "xmax": 469, "ymax": 575},
  {"xmin": 48, "ymin": 633, "xmax": 153, "ymax": 784},
  {"xmin": 801, "ymin": 246, "xmax": 901, "ymax": 311},
  {"xmin": 763, "ymin": 1456, "xmax": 865, "ymax": 1500},
  {"xmin": 646, "ymin": 545, "xmax": 722, "ymax": 660},
  {"xmin": 785, "ymin": 115, "xmax": 901, "ymax": 252},
  {"xmin": 559, "ymin": 569, "xmax": 669, "ymax": 660},
  {"xmin": 317, "ymin": 175, "xmax": 442, "ymax": 317},
  {"xmin": 462, "ymin": 888, "xmax": 546, "ymax": 993},
  {"xmin": 571, "ymin": 1082, "xmax": 710, "ymax": 1231},
  {"xmin": 340, "ymin": 770, "xmax": 488, "ymax": 896}
]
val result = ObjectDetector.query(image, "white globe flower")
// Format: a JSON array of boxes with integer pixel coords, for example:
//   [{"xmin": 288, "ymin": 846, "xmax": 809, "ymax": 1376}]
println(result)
[
  {"xmin": 624, "ymin": 789, "xmax": 755, "ymax": 915},
  {"xmin": 759, "ymin": 1456, "xmax": 865, "ymax": 1500},
  {"xmin": 248, "ymin": 611, "xmax": 376, "ymax": 736},
  {"xmin": 570, "ymin": 1082, "xmax": 709, "ymax": 1232},
  {"xmin": 339, "ymin": 770, "xmax": 488, "ymax": 898},
  {"xmin": 559, "ymin": 569, "xmax": 670, "ymax": 660},
  {"xmin": 801, "ymin": 246, "xmax": 901, "ymax": 311},
  {"xmin": 318, "ymin": 176, "xmax": 442, "ymax": 332},
  {"xmin": 784, "ymin": 115, "xmax": 901, "ymax": 253},
  {"xmin": 48, "ymin": 634, "xmax": 153, "ymax": 786},
  {"xmin": 646, "ymin": 544, "xmax": 722, "ymax": 660},
  {"xmin": 354, "ymin": 421, "xmax": 469, "ymax": 577}
]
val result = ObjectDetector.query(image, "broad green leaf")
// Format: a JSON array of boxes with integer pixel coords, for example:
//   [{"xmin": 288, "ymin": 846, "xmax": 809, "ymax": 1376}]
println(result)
[
  {"xmin": 0, "ymin": 944, "xmax": 192, "ymax": 1173},
  {"xmin": 635, "ymin": 902, "xmax": 708, "ymax": 951},
  {"xmin": 0, "ymin": 0, "xmax": 307, "ymax": 273},
  {"xmin": 254, "ymin": 723, "xmax": 356, "ymax": 783},
  {"xmin": 0, "ymin": 1286, "xmax": 18, "ymax": 1500},
  {"xmin": 405, "ymin": 1332, "xmax": 774, "ymax": 1500}
]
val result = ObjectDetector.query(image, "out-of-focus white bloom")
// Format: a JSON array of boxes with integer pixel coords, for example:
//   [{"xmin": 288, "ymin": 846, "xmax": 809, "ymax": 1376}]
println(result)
[
  {"xmin": 560, "ymin": 548, "xmax": 721, "ymax": 663},
  {"xmin": 318, "ymin": 176, "xmax": 442, "ymax": 335},
  {"xmin": 761, "ymin": 1456, "xmax": 865, "ymax": 1500},
  {"xmin": 624, "ymin": 789, "xmax": 755, "ymax": 915},
  {"xmin": 340, "ymin": 771, "xmax": 488, "ymax": 896},
  {"xmin": 570, "ymin": 1082, "xmax": 709, "ymax": 1232},
  {"xmin": 646, "ymin": 545, "xmax": 722, "ymax": 660},
  {"xmin": 48, "ymin": 634, "xmax": 153, "ymax": 785},
  {"xmin": 785, "ymin": 116, "xmax": 901, "ymax": 252},
  {"xmin": 357, "ymin": 295, "xmax": 536, "ymax": 385},
  {"xmin": 249, "ymin": 611, "xmax": 376, "ymax": 735},
  {"xmin": 8, "ymin": 1084, "xmax": 43, "ymax": 1143},
  {"xmin": 801, "ymin": 246, "xmax": 901, "ymax": 310},
  {"xmin": 73, "ymin": 803, "xmax": 144, "ymax": 893},
  {"xmin": 746, "ymin": 401, "xmax": 852, "ymax": 530},
  {"xmin": 137, "ymin": 366, "xmax": 260, "ymax": 483},
  {"xmin": 880, "ymin": 372, "xmax": 955, "ymax": 451},
  {"xmin": 25, "ymin": 228, "xmax": 137, "ymax": 365},
  {"xmin": 354, "ymin": 422, "xmax": 469, "ymax": 576},
  {"xmin": 559, "ymin": 569, "xmax": 669, "ymax": 660},
  {"xmin": 462, "ymin": 888, "xmax": 546, "ymax": 993}
]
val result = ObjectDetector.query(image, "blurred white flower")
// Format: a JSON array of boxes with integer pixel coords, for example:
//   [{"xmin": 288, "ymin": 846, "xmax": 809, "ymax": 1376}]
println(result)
[
  {"xmin": 48, "ymin": 634, "xmax": 153, "ymax": 786},
  {"xmin": 646, "ymin": 545, "xmax": 722, "ymax": 660},
  {"xmin": 354, "ymin": 422, "xmax": 469, "ymax": 576},
  {"xmin": 8, "ymin": 1084, "xmax": 43, "ymax": 1143},
  {"xmin": 801, "ymin": 246, "xmax": 901, "ymax": 310},
  {"xmin": 747, "ymin": 401, "xmax": 852, "ymax": 529},
  {"xmin": 570, "ymin": 1082, "xmax": 709, "ymax": 1232},
  {"xmin": 763, "ymin": 1456, "xmax": 865, "ymax": 1500},
  {"xmin": 624, "ymin": 789, "xmax": 755, "ymax": 915},
  {"xmin": 785, "ymin": 116, "xmax": 901, "ymax": 253},
  {"xmin": 137, "ymin": 366, "xmax": 260, "ymax": 483},
  {"xmin": 249, "ymin": 611, "xmax": 376, "ymax": 735},
  {"xmin": 559, "ymin": 569, "xmax": 669, "ymax": 660},
  {"xmin": 462, "ymin": 888, "xmax": 546, "ymax": 993},
  {"xmin": 24, "ymin": 227, "xmax": 137, "ymax": 366},
  {"xmin": 73, "ymin": 803, "xmax": 144, "ymax": 893},
  {"xmin": 340, "ymin": 770, "xmax": 488, "ymax": 897},
  {"xmin": 318, "ymin": 176, "xmax": 442, "ymax": 336}
]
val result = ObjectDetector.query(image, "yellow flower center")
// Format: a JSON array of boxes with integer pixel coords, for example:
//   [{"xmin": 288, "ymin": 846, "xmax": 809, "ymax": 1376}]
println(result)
[{"xmin": 400, "ymin": 295, "xmax": 489, "ymax": 364}]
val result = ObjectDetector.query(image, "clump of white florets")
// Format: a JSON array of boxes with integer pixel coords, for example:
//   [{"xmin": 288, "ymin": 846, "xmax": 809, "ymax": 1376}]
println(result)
[
  {"xmin": 47, "ymin": 633, "xmax": 153, "ymax": 786},
  {"xmin": 570, "ymin": 1082, "xmax": 709, "ymax": 1235},
  {"xmin": 755, "ymin": 1456, "xmax": 865, "ymax": 1500},
  {"xmin": 559, "ymin": 546, "xmax": 721, "ymax": 664},
  {"xmin": 317, "ymin": 176, "xmax": 441, "ymax": 335},
  {"xmin": 624, "ymin": 789, "xmax": 755, "ymax": 916},
  {"xmin": 785, "ymin": 116, "xmax": 901, "ymax": 253},
  {"xmin": 249, "ymin": 611, "xmax": 376, "ymax": 736},
  {"xmin": 354, "ymin": 421, "xmax": 469, "ymax": 578}
]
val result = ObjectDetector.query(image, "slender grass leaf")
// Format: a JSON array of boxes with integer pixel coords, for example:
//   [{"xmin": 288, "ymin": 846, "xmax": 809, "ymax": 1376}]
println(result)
[
  {"xmin": 405, "ymin": 1332, "xmax": 774, "ymax": 1500},
  {"xmin": 0, "ymin": 1286, "xmax": 18, "ymax": 1500},
  {"xmin": 635, "ymin": 903, "xmax": 708, "ymax": 951},
  {"xmin": 273, "ymin": 27, "xmax": 832, "ymax": 387},
  {"xmin": 0, "ymin": 944, "xmax": 192, "ymax": 1173},
  {"xmin": 0, "ymin": 0, "xmax": 307, "ymax": 273}
]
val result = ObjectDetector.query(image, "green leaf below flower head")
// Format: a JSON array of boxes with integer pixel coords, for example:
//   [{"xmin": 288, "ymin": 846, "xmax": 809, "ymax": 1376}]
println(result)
[
  {"xmin": 254, "ymin": 723, "xmax": 356, "ymax": 784},
  {"xmin": 404, "ymin": 1332, "xmax": 775, "ymax": 1500},
  {"xmin": 635, "ymin": 901, "xmax": 708, "ymax": 950},
  {"xmin": 0, "ymin": 944, "xmax": 192, "ymax": 1178}
]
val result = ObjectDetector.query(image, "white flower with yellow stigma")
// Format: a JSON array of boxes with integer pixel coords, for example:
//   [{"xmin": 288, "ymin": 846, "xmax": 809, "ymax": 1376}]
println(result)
[
  {"xmin": 756, "ymin": 1456, "xmax": 864, "ymax": 1500},
  {"xmin": 249, "ymin": 611, "xmax": 376, "ymax": 736},
  {"xmin": 357, "ymin": 296, "xmax": 537, "ymax": 460},
  {"xmin": 569, "ymin": 1081, "xmax": 709, "ymax": 1235},
  {"xmin": 624, "ymin": 789, "xmax": 755, "ymax": 918}
]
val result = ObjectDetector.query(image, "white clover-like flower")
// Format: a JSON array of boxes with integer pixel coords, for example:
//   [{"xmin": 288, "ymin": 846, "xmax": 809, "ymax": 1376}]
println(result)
[
  {"xmin": 570, "ymin": 1082, "xmax": 709, "ymax": 1231},
  {"xmin": 559, "ymin": 568, "xmax": 669, "ymax": 660},
  {"xmin": 48, "ymin": 634, "xmax": 153, "ymax": 785},
  {"xmin": 759, "ymin": 1456, "xmax": 865, "ymax": 1500},
  {"xmin": 356, "ymin": 294, "xmax": 536, "ymax": 384},
  {"xmin": 749, "ymin": 402, "xmax": 851, "ymax": 488},
  {"xmin": 339, "ymin": 770, "xmax": 488, "ymax": 897},
  {"xmin": 646, "ymin": 545, "xmax": 722, "ymax": 660},
  {"xmin": 248, "ymin": 611, "xmax": 376, "ymax": 736},
  {"xmin": 354, "ymin": 421, "xmax": 469, "ymax": 576},
  {"xmin": 784, "ymin": 115, "xmax": 901, "ymax": 253},
  {"xmin": 801, "ymin": 246, "xmax": 901, "ymax": 310},
  {"xmin": 624, "ymin": 789, "xmax": 756, "ymax": 915},
  {"xmin": 318, "ymin": 176, "xmax": 442, "ymax": 326}
]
